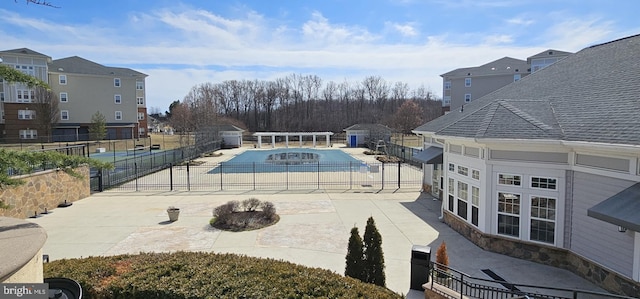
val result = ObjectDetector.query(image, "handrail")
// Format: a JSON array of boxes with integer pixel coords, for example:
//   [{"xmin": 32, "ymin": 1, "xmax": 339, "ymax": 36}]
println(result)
[{"xmin": 428, "ymin": 261, "xmax": 637, "ymax": 299}]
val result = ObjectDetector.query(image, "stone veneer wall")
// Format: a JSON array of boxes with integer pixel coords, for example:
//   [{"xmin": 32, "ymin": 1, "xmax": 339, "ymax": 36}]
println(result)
[
  {"xmin": 0, "ymin": 166, "xmax": 90, "ymax": 219},
  {"xmin": 443, "ymin": 211, "xmax": 640, "ymax": 297}
]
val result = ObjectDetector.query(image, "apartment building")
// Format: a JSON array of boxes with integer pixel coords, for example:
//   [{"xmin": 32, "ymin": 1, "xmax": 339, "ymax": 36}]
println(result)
[
  {"xmin": 414, "ymin": 34, "xmax": 640, "ymax": 296},
  {"xmin": 441, "ymin": 49, "xmax": 571, "ymax": 112},
  {"xmin": 0, "ymin": 48, "xmax": 148, "ymax": 143}
]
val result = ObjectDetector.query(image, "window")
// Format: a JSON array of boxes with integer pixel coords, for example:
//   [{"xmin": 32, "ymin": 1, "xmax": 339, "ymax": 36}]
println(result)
[
  {"xmin": 114, "ymin": 95, "xmax": 122, "ymax": 104},
  {"xmin": 138, "ymin": 127, "xmax": 145, "ymax": 137},
  {"xmin": 443, "ymin": 96, "xmax": 451, "ymax": 106},
  {"xmin": 444, "ymin": 81, "xmax": 451, "ymax": 90},
  {"xmin": 472, "ymin": 169, "xmax": 480, "ymax": 180},
  {"xmin": 457, "ymin": 165, "xmax": 468, "ymax": 176},
  {"xmin": 138, "ymin": 112, "xmax": 145, "ymax": 120},
  {"xmin": 531, "ymin": 177, "xmax": 557, "ymax": 190},
  {"xmin": 15, "ymin": 65, "xmax": 35, "ymax": 76},
  {"xmin": 61, "ymin": 110, "xmax": 69, "ymax": 120},
  {"xmin": 465, "ymin": 78, "xmax": 471, "ymax": 87},
  {"xmin": 448, "ymin": 178, "xmax": 455, "ymax": 213},
  {"xmin": 464, "ymin": 94, "xmax": 471, "ymax": 103},
  {"xmin": 457, "ymin": 181, "xmax": 468, "ymax": 220},
  {"xmin": 115, "ymin": 111, "xmax": 122, "ymax": 120},
  {"xmin": 498, "ymin": 192, "xmax": 520, "ymax": 237},
  {"xmin": 498, "ymin": 174, "xmax": 521, "ymax": 186},
  {"xmin": 448, "ymin": 163, "xmax": 455, "ymax": 172},
  {"xmin": 513, "ymin": 74, "xmax": 521, "ymax": 82},
  {"xmin": 530, "ymin": 196, "xmax": 556, "ymax": 244},
  {"xmin": 18, "ymin": 110, "xmax": 35, "ymax": 120},
  {"xmin": 60, "ymin": 92, "xmax": 68, "ymax": 103},
  {"xmin": 136, "ymin": 81, "xmax": 144, "ymax": 90},
  {"xmin": 471, "ymin": 186, "xmax": 479, "ymax": 226},
  {"xmin": 137, "ymin": 97, "xmax": 144, "ymax": 105},
  {"xmin": 0, "ymin": 92, "xmax": 4, "ymax": 102},
  {"xmin": 19, "ymin": 129, "xmax": 37, "ymax": 139},
  {"xmin": 114, "ymin": 78, "xmax": 121, "ymax": 87},
  {"xmin": 16, "ymin": 89, "xmax": 34, "ymax": 102},
  {"xmin": 59, "ymin": 75, "xmax": 67, "ymax": 85}
]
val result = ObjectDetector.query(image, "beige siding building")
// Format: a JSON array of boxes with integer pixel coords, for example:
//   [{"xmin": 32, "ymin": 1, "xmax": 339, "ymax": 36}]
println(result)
[
  {"xmin": 441, "ymin": 50, "xmax": 571, "ymax": 112},
  {"xmin": 0, "ymin": 48, "xmax": 148, "ymax": 142}
]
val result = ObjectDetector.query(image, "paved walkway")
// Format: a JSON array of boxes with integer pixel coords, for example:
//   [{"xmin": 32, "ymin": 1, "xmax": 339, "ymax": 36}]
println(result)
[{"xmin": 28, "ymin": 189, "xmax": 605, "ymax": 298}]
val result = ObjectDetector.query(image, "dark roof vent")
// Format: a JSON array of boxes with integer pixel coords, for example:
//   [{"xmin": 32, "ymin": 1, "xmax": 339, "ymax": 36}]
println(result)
[
  {"xmin": 548, "ymin": 51, "xmax": 553, "ymax": 55},
  {"xmin": 460, "ymin": 105, "xmax": 464, "ymax": 112},
  {"xmin": 467, "ymin": 73, "xmax": 471, "ymax": 76},
  {"xmin": 515, "ymin": 69, "xmax": 519, "ymax": 72}
]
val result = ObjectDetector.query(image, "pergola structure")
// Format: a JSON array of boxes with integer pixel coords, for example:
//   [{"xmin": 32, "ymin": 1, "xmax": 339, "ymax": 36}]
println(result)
[{"xmin": 253, "ymin": 132, "xmax": 334, "ymax": 148}]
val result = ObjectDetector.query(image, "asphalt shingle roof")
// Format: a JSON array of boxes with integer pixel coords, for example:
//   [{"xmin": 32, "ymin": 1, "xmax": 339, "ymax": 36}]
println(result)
[
  {"xmin": 49, "ymin": 56, "xmax": 146, "ymax": 77},
  {"xmin": 441, "ymin": 57, "xmax": 528, "ymax": 77},
  {"xmin": 415, "ymin": 34, "xmax": 640, "ymax": 146},
  {"xmin": 1, "ymin": 48, "xmax": 50, "ymax": 57}
]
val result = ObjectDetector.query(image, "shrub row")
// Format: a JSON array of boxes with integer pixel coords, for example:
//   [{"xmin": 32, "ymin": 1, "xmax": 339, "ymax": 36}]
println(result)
[{"xmin": 44, "ymin": 252, "xmax": 402, "ymax": 299}]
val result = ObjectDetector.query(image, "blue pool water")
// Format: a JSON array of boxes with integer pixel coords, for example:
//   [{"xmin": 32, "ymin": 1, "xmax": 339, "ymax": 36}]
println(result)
[{"xmin": 208, "ymin": 148, "xmax": 364, "ymax": 173}]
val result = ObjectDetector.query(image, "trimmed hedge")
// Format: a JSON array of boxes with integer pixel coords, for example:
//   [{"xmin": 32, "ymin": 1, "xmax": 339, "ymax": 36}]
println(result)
[{"xmin": 44, "ymin": 251, "xmax": 402, "ymax": 299}]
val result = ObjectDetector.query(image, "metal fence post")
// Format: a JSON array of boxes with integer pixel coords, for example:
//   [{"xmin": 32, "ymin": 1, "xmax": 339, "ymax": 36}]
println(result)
[
  {"xmin": 169, "ymin": 163, "xmax": 173, "ymax": 191},
  {"xmin": 381, "ymin": 162, "xmax": 385, "ymax": 190},
  {"xmin": 253, "ymin": 162, "xmax": 256, "ymax": 191},
  {"xmin": 134, "ymin": 162, "xmax": 138, "ymax": 192},
  {"xmin": 220, "ymin": 163, "xmax": 223, "ymax": 191},
  {"xmin": 317, "ymin": 161, "xmax": 320, "ymax": 190},
  {"xmin": 186, "ymin": 162, "xmax": 190, "ymax": 191},
  {"xmin": 398, "ymin": 161, "xmax": 401, "ymax": 189},
  {"xmin": 350, "ymin": 162, "xmax": 353, "ymax": 189},
  {"xmin": 97, "ymin": 169, "xmax": 103, "ymax": 192}
]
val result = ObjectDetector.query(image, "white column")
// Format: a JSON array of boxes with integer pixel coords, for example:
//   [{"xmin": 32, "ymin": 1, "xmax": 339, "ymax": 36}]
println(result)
[
  {"xmin": 257, "ymin": 135, "xmax": 262, "ymax": 148},
  {"xmin": 326, "ymin": 134, "xmax": 330, "ymax": 147},
  {"xmin": 285, "ymin": 135, "xmax": 289, "ymax": 148},
  {"xmin": 299, "ymin": 135, "xmax": 303, "ymax": 147},
  {"xmin": 312, "ymin": 135, "xmax": 317, "ymax": 148},
  {"xmin": 271, "ymin": 135, "xmax": 276, "ymax": 148}
]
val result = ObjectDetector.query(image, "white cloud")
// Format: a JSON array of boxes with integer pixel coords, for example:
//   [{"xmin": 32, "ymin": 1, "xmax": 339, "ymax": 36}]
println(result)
[
  {"xmin": 506, "ymin": 17, "xmax": 534, "ymax": 26},
  {"xmin": 542, "ymin": 17, "xmax": 614, "ymax": 51},
  {"xmin": 483, "ymin": 34, "xmax": 514, "ymax": 45},
  {"xmin": 385, "ymin": 21, "xmax": 419, "ymax": 37},
  {"xmin": 301, "ymin": 11, "xmax": 378, "ymax": 46}
]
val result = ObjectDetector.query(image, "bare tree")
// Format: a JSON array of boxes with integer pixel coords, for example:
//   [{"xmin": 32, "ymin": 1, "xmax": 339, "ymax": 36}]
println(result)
[
  {"xmin": 33, "ymin": 86, "xmax": 59, "ymax": 142},
  {"xmin": 391, "ymin": 100, "xmax": 424, "ymax": 134},
  {"xmin": 15, "ymin": 0, "xmax": 59, "ymax": 7}
]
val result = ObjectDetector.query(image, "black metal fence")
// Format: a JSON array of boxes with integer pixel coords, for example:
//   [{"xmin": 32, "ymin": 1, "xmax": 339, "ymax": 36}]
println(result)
[
  {"xmin": 90, "ymin": 140, "xmax": 222, "ymax": 192},
  {"xmin": 101, "ymin": 160, "xmax": 422, "ymax": 192},
  {"xmin": 429, "ymin": 261, "xmax": 636, "ymax": 299}
]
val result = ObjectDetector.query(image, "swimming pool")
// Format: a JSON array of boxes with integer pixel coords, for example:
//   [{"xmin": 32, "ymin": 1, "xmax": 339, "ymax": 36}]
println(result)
[{"xmin": 208, "ymin": 148, "xmax": 364, "ymax": 173}]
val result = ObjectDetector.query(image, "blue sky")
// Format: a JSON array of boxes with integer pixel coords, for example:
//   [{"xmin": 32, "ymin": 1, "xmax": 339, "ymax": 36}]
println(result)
[{"xmin": 1, "ymin": 0, "xmax": 638, "ymax": 112}]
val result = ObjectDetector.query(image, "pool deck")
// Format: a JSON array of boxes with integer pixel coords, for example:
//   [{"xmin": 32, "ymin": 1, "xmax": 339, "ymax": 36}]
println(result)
[{"xmin": 27, "ymin": 145, "xmax": 609, "ymax": 298}]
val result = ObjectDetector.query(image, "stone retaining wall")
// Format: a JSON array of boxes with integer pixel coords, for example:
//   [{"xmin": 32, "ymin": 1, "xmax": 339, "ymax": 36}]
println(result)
[
  {"xmin": 443, "ymin": 211, "xmax": 640, "ymax": 297},
  {"xmin": 0, "ymin": 166, "xmax": 90, "ymax": 219}
]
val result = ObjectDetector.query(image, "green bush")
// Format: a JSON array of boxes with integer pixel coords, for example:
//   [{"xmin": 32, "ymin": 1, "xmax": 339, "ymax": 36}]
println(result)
[{"xmin": 44, "ymin": 252, "xmax": 402, "ymax": 299}]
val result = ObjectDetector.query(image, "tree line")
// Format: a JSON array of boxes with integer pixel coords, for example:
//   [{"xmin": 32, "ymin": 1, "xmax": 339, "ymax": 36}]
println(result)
[{"xmin": 164, "ymin": 74, "xmax": 443, "ymax": 134}]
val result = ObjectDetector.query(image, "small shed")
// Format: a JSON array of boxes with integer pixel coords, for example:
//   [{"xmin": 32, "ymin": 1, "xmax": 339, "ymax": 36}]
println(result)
[
  {"xmin": 197, "ymin": 124, "xmax": 245, "ymax": 148},
  {"xmin": 343, "ymin": 124, "xmax": 393, "ymax": 148},
  {"xmin": 216, "ymin": 124, "xmax": 245, "ymax": 148}
]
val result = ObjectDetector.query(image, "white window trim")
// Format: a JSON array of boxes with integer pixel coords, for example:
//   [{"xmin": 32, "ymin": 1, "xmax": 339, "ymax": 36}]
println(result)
[
  {"xmin": 471, "ymin": 169, "xmax": 480, "ymax": 180},
  {"xmin": 497, "ymin": 173, "xmax": 523, "ymax": 187},
  {"xmin": 136, "ymin": 81, "xmax": 144, "ymax": 90},
  {"xmin": 114, "ymin": 94, "xmax": 122, "ymax": 104},
  {"xmin": 464, "ymin": 93, "xmax": 471, "ymax": 102},
  {"xmin": 60, "ymin": 92, "xmax": 68, "ymax": 103},
  {"xmin": 528, "ymin": 195, "xmax": 557, "ymax": 245},
  {"xmin": 496, "ymin": 191, "xmax": 522, "ymax": 239},
  {"xmin": 137, "ymin": 97, "xmax": 144, "ymax": 105},
  {"xmin": 114, "ymin": 78, "xmax": 121, "ymax": 87},
  {"xmin": 60, "ymin": 110, "xmax": 69, "ymax": 120},
  {"xmin": 465, "ymin": 77, "xmax": 471, "ymax": 87},
  {"xmin": 59, "ymin": 75, "xmax": 67, "ymax": 85},
  {"xmin": 115, "ymin": 111, "xmax": 122, "ymax": 120},
  {"xmin": 530, "ymin": 176, "xmax": 558, "ymax": 191}
]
